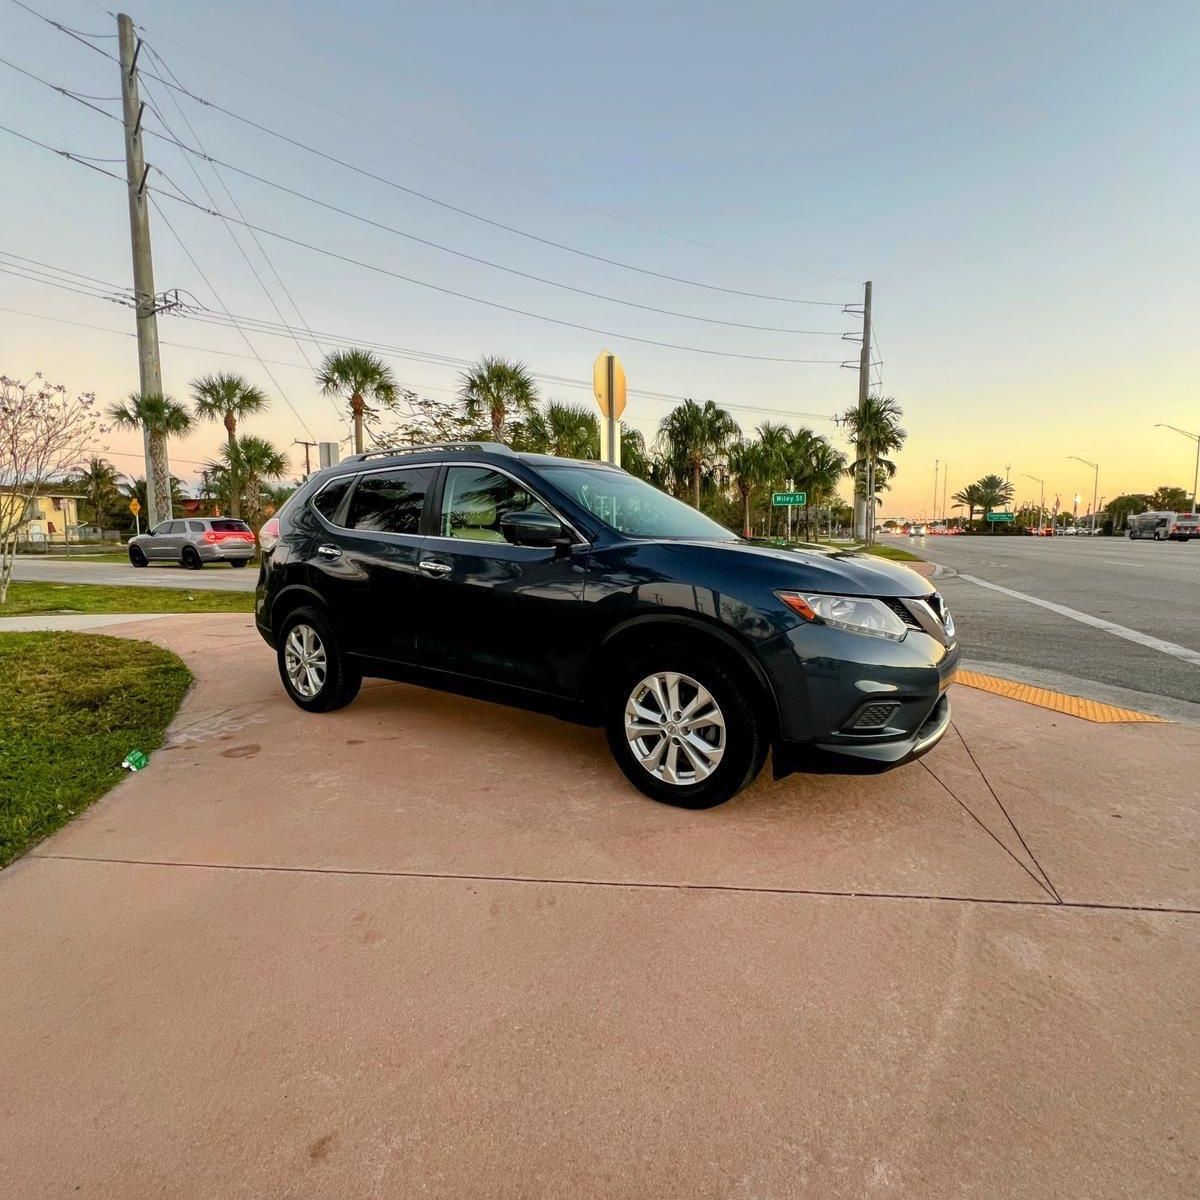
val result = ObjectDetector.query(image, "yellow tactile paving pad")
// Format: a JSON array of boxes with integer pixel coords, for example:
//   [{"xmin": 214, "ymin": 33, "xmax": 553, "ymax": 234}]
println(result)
[{"xmin": 956, "ymin": 670, "xmax": 1168, "ymax": 723}]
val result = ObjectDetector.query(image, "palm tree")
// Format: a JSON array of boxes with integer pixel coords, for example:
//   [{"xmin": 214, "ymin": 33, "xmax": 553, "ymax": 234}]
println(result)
[
  {"xmin": 804, "ymin": 439, "xmax": 848, "ymax": 542},
  {"xmin": 656, "ymin": 399, "xmax": 740, "ymax": 508},
  {"xmin": 620, "ymin": 427, "xmax": 651, "ymax": 480},
  {"xmin": 727, "ymin": 440, "xmax": 768, "ymax": 537},
  {"xmin": 190, "ymin": 372, "xmax": 269, "ymax": 519},
  {"xmin": 974, "ymin": 473, "xmax": 1015, "ymax": 532},
  {"xmin": 842, "ymin": 395, "xmax": 906, "ymax": 543},
  {"xmin": 106, "ymin": 392, "xmax": 193, "ymax": 526},
  {"xmin": 951, "ymin": 483, "xmax": 985, "ymax": 528},
  {"xmin": 458, "ymin": 355, "xmax": 539, "ymax": 443},
  {"xmin": 206, "ymin": 435, "xmax": 289, "ymax": 526},
  {"xmin": 787, "ymin": 427, "xmax": 821, "ymax": 538},
  {"xmin": 73, "ymin": 456, "xmax": 122, "ymax": 528},
  {"xmin": 755, "ymin": 421, "xmax": 792, "ymax": 533},
  {"xmin": 513, "ymin": 401, "xmax": 597, "ymax": 458},
  {"xmin": 317, "ymin": 349, "xmax": 399, "ymax": 454}
]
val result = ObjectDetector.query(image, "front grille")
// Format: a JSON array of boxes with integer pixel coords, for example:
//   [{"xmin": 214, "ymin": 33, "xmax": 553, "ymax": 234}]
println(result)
[
  {"xmin": 881, "ymin": 597, "xmax": 922, "ymax": 629},
  {"xmin": 851, "ymin": 702, "xmax": 901, "ymax": 730}
]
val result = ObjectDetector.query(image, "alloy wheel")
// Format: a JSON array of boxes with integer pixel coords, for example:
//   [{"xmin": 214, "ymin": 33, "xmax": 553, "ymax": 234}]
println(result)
[
  {"xmin": 284, "ymin": 624, "xmax": 327, "ymax": 699},
  {"xmin": 624, "ymin": 671, "xmax": 726, "ymax": 786}
]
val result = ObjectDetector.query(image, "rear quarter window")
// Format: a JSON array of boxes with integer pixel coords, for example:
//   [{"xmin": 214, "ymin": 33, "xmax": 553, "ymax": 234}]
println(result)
[{"xmin": 310, "ymin": 478, "xmax": 352, "ymax": 523}]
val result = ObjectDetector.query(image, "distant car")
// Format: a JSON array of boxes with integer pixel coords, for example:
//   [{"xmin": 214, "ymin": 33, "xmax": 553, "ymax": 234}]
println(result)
[
  {"xmin": 1060, "ymin": 526, "xmax": 1078, "ymax": 536},
  {"xmin": 910, "ymin": 524, "xmax": 927, "ymax": 536},
  {"xmin": 1168, "ymin": 514, "xmax": 1199, "ymax": 542},
  {"xmin": 128, "ymin": 517, "xmax": 257, "ymax": 569}
]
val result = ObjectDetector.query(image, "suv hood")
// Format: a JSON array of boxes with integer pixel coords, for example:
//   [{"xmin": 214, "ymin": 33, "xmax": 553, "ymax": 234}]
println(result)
[{"xmin": 662, "ymin": 539, "xmax": 934, "ymax": 598}]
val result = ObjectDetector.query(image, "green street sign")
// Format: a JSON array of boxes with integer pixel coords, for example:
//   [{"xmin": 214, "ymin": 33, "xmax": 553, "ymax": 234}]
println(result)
[
  {"xmin": 772, "ymin": 491, "xmax": 807, "ymax": 506},
  {"xmin": 986, "ymin": 511, "xmax": 1014, "ymax": 522}
]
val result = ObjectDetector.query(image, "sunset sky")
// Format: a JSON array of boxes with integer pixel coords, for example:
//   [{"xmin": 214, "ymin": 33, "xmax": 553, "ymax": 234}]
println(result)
[{"xmin": 2, "ymin": 0, "xmax": 1196, "ymax": 519}]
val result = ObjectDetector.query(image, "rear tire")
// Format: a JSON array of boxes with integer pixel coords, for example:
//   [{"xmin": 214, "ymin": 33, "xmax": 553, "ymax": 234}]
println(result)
[
  {"xmin": 604, "ymin": 646, "xmax": 767, "ymax": 808},
  {"xmin": 276, "ymin": 606, "xmax": 362, "ymax": 713},
  {"xmin": 182, "ymin": 545, "xmax": 203, "ymax": 569},
  {"xmin": 129, "ymin": 545, "xmax": 147, "ymax": 568},
  {"xmin": 230, "ymin": 558, "xmax": 249, "ymax": 568}
]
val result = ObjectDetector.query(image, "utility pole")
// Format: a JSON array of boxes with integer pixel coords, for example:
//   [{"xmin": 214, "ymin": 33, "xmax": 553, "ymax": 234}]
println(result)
[
  {"xmin": 294, "ymin": 439, "xmax": 317, "ymax": 478},
  {"xmin": 932, "ymin": 458, "xmax": 939, "ymax": 524},
  {"xmin": 852, "ymin": 281, "xmax": 872, "ymax": 543},
  {"xmin": 942, "ymin": 463, "xmax": 949, "ymax": 528},
  {"xmin": 117, "ymin": 12, "xmax": 169, "ymax": 530}
]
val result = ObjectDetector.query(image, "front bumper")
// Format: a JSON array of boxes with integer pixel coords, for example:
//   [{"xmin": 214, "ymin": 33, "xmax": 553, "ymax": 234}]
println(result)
[{"xmin": 761, "ymin": 620, "xmax": 958, "ymax": 775}]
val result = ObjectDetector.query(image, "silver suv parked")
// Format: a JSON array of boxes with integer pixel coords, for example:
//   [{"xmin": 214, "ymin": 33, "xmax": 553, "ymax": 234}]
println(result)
[{"xmin": 128, "ymin": 517, "xmax": 256, "ymax": 569}]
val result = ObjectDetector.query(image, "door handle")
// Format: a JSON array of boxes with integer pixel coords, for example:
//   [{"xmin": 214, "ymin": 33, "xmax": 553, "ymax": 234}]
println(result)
[
  {"xmin": 418, "ymin": 559, "xmax": 452, "ymax": 576},
  {"xmin": 317, "ymin": 544, "xmax": 342, "ymax": 559}
]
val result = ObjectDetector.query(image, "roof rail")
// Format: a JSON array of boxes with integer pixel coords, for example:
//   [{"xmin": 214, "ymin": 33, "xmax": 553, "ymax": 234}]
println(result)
[{"xmin": 342, "ymin": 442, "xmax": 517, "ymax": 463}]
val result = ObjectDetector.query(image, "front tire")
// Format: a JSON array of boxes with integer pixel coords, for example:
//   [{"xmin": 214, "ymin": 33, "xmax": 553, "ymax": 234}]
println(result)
[
  {"xmin": 605, "ymin": 648, "xmax": 767, "ymax": 808},
  {"xmin": 276, "ymin": 606, "xmax": 362, "ymax": 713},
  {"xmin": 129, "ymin": 545, "xmax": 147, "ymax": 568}
]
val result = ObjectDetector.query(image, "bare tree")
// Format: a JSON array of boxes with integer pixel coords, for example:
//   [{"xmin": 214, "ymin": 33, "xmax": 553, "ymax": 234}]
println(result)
[{"xmin": 0, "ymin": 374, "xmax": 104, "ymax": 604}]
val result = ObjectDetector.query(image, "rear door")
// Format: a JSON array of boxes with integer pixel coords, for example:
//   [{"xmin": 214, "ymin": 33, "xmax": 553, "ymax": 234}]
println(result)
[
  {"xmin": 323, "ymin": 465, "xmax": 436, "ymax": 663},
  {"xmin": 413, "ymin": 464, "xmax": 589, "ymax": 695},
  {"xmin": 149, "ymin": 520, "xmax": 185, "ymax": 560}
]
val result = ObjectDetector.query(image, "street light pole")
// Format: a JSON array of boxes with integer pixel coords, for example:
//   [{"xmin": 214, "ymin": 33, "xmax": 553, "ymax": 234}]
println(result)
[
  {"xmin": 1022, "ymin": 474, "xmax": 1045, "ymax": 533},
  {"xmin": 1155, "ymin": 424, "xmax": 1200, "ymax": 514},
  {"xmin": 1069, "ymin": 456, "xmax": 1100, "ymax": 532}
]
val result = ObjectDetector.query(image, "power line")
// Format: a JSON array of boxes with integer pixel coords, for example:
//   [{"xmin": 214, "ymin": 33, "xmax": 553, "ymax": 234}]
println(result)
[
  {"xmin": 2, "ymin": 300, "xmax": 839, "ymax": 425},
  {"xmin": 6, "ymin": 0, "xmax": 118, "ymax": 56},
  {"xmin": 128, "ymin": 44, "xmax": 849, "ymax": 307},
  {"xmin": 2, "ymin": 118, "xmax": 857, "ymax": 365},
  {"xmin": 1, "ymin": 51, "xmax": 847, "ymax": 335},
  {"xmin": 12, "ymin": 5, "xmax": 862, "ymax": 308},
  {"xmin": 151, "ymin": 185, "xmax": 850, "ymax": 366},
  {"xmin": 142, "ymin": 45, "xmax": 332, "ymax": 373},
  {"xmin": 148, "ymin": 197, "xmax": 317, "ymax": 441},
  {"xmin": 142, "ymin": 119, "xmax": 847, "ymax": 337},
  {"xmin": 137, "ymin": 73, "xmax": 344, "ymax": 435},
  {"xmin": 0, "ymin": 121, "xmax": 124, "ymax": 180},
  {"xmin": 128, "ymin": 19, "xmax": 861, "ymax": 285}
]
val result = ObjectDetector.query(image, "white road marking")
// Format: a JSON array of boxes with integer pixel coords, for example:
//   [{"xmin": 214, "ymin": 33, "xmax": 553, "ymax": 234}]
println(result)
[{"xmin": 957, "ymin": 573, "xmax": 1200, "ymax": 667}]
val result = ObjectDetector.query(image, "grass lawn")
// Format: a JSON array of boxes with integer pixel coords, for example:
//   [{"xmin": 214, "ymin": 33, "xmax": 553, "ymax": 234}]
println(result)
[
  {"xmin": 0, "ymin": 581, "xmax": 254, "ymax": 616},
  {"xmin": 0, "ymin": 633, "xmax": 191, "ymax": 866},
  {"xmin": 861, "ymin": 544, "xmax": 924, "ymax": 562}
]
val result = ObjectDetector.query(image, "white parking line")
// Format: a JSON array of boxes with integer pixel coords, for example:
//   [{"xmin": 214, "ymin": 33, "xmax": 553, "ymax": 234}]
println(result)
[{"xmin": 957, "ymin": 574, "xmax": 1200, "ymax": 667}]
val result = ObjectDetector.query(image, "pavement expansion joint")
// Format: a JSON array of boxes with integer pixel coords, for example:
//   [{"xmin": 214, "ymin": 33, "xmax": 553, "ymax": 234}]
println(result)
[
  {"xmin": 956, "ymin": 669, "xmax": 1168, "ymax": 723},
  {"xmin": 28, "ymin": 854, "xmax": 1200, "ymax": 916}
]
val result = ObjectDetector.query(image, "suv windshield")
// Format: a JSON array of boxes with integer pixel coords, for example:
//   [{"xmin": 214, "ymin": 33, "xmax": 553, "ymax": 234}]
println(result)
[{"xmin": 540, "ymin": 465, "xmax": 738, "ymax": 540}]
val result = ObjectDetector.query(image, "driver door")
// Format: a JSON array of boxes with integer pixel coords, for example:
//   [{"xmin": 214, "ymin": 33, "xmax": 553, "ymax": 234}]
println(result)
[{"xmin": 412, "ymin": 465, "xmax": 589, "ymax": 695}]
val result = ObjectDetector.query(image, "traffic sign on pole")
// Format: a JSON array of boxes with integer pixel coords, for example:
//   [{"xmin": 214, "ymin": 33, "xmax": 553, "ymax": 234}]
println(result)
[
  {"xmin": 986, "ymin": 511, "xmax": 1014, "ymax": 522},
  {"xmin": 128, "ymin": 499, "xmax": 141, "ymax": 515},
  {"xmin": 772, "ymin": 491, "xmax": 807, "ymax": 507},
  {"xmin": 594, "ymin": 349, "xmax": 626, "ymax": 466}
]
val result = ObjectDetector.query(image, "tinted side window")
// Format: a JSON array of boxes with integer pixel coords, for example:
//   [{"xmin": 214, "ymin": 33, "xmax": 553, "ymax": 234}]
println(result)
[
  {"xmin": 311, "ymin": 478, "xmax": 352, "ymax": 523},
  {"xmin": 166, "ymin": 521, "xmax": 184, "ymax": 534},
  {"xmin": 188, "ymin": 521, "xmax": 205, "ymax": 533},
  {"xmin": 346, "ymin": 467, "xmax": 434, "ymax": 535},
  {"xmin": 439, "ymin": 467, "xmax": 547, "ymax": 542}
]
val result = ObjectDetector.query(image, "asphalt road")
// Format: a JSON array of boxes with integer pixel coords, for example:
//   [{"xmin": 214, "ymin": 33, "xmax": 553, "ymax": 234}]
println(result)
[
  {"xmin": 891, "ymin": 534, "xmax": 1200, "ymax": 711},
  {"xmin": 9, "ymin": 557, "xmax": 257, "ymax": 591}
]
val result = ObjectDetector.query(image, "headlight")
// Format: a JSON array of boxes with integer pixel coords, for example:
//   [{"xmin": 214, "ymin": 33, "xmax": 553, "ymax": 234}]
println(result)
[{"xmin": 776, "ymin": 591, "xmax": 909, "ymax": 641}]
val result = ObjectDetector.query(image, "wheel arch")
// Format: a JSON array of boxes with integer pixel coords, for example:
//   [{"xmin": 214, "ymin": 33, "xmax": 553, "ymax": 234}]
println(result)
[{"xmin": 586, "ymin": 614, "xmax": 783, "ymax": 738}]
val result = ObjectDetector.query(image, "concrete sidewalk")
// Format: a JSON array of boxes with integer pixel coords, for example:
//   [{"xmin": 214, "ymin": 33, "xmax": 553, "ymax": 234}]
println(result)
[{"xmin": 1, "ymin": 615, "xmax": 1197, "ymax": 1198}]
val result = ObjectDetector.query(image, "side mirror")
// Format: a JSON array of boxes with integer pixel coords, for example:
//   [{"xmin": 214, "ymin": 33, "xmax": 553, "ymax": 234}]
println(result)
[{"xmin": 500, "ymin": 509, "xmax": 571, "ymax": 550}]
